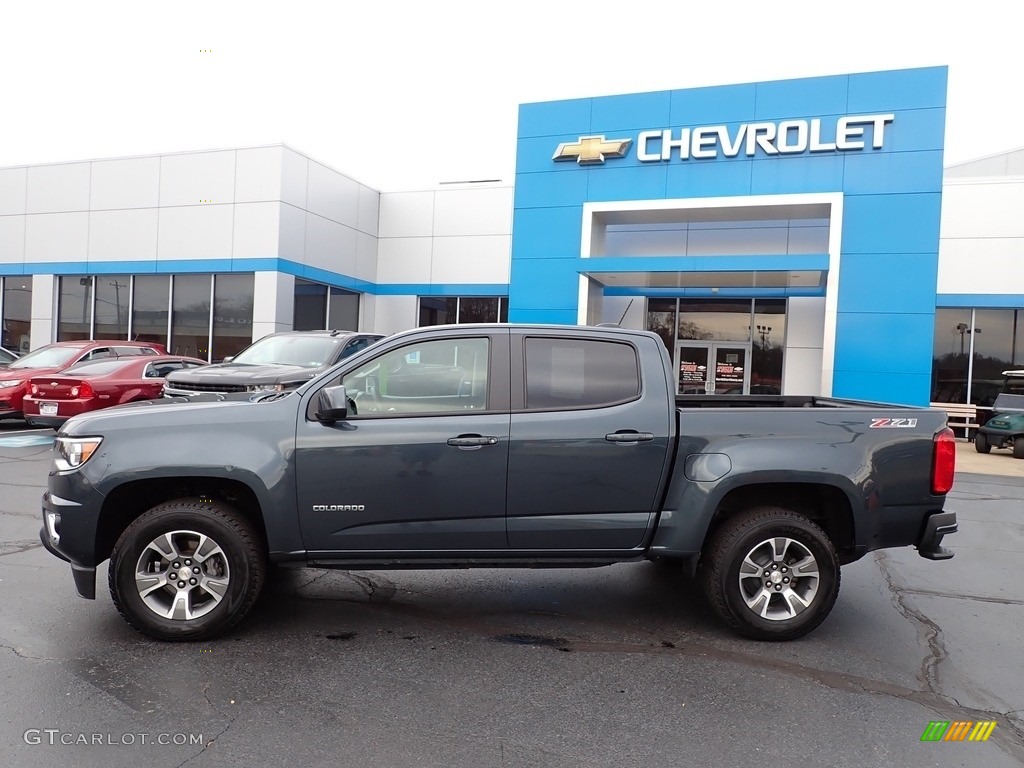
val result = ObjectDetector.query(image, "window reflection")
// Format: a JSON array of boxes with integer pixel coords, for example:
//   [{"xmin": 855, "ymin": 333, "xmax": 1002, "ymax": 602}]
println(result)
[
  {"xmin": 132, "ymin": 275, "xmax": 170, "ymax": 348},
  {"xmin": 212, "ymin": 274, "xmax": 254, "ymax": 362},
  {"xmin": 2, "ymin": 278, "xmax": 32, "ymax": 353},
  {"xmin": 171, "ymin": 275, "xmax": 211, "ymax": 358},
  {"xmin": 58, "ymin": 276, "xmax": 93, "ymax": 341}
]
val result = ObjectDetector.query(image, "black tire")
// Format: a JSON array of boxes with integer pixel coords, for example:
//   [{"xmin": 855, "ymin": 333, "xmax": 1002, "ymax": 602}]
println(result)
[
  {"xmin": 1014, "ymin": 437, "xmax": 1024, "ymax": 460},
  {"xmin": 975, "ymin": 433, "xmax": 991, "ymax": 454},
  {"xmin": 700, "ymin": 507, "xmax": 840, "ymax": 641},
  {"xmin": 108, "ymin": 498, "xmax": 266, "ymax": 641}
]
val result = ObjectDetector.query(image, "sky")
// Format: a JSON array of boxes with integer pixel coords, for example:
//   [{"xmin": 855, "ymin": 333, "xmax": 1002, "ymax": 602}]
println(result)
[{"xmin": 3, "ymin": 1, "xmax": 1022, "ymax": 191}]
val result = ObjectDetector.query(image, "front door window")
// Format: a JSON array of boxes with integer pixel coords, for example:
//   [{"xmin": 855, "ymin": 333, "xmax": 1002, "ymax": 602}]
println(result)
[{"xmin": 676, "ymin": 343, "xmax": 751, "ymax": 394}]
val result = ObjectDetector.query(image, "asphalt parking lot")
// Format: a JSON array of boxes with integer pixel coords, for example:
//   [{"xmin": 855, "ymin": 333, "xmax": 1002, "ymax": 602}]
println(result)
[{"xmin": 1, "ymin": 423, "xmax": 1022, "ymax": 767}]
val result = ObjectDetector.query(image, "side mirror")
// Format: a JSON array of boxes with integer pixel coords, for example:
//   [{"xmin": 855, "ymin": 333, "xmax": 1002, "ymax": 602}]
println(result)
[
  {"xmin": 316, "ymin": 385, "xmax": 349, "ymax": 423},
  {"xmin": 222, "ymin": 356, "xmax": 234, "ymax": 363}
]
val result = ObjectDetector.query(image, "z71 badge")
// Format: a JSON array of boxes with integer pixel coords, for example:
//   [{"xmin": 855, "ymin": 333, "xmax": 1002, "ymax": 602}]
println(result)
[{"xmin": 870, "ymin": 418, "xmax": 918, "ymax": 429}]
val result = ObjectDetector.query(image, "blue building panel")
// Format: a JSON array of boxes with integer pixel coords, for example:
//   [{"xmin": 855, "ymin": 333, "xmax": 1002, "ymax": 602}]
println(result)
[
  {"xmin": 665, "ymin": 158, "xmax": 752, "ymax": 198},
  {"xmin": 842, "ymin": 150, "xmax": 945, "ymax": 195},
  {"xmin": 831, "ymin": 370, "xmax": 933, "ymax": 407},
  {"xmin": 511, "ymin": 207, "xmax": 584, "ymax": 259},
  {"xmin": 517, "ymin": 98, "xmax": 592, "ymax": 139},
  {"xmin": 584, "ymin": 164, "xmax": 668, "ymax": 202},
  {"xmin": 669, "ymin": 83, "xmax": 757, "ymax": 125},
  {"xmin": 513, "ymin": 170, "xmax": 590, "ymax": 209},
  {"xmin": 590, "ymin": 91, "xmax": 671, "ymax": 133},
  {"xmin": 833, "ymin": 312, "xmax": 936, "ymax": 375},
  {"xmin": 840, "ymin": 193, "xmax": 942, "ymax": 255},
  {"xmin": 753, "ymin": 74, "xmax": 851, "ymax": 121},
  {"xmin": 836, "ymin": 252, "xmax": 939, "ymax": 314},
  {"xmin": 847, "ymin": 67, "xmax": 948, "ymax": 112},
  {"xmin": 749, "ymin": 153, "xmax": 846, "ymax": 195}
]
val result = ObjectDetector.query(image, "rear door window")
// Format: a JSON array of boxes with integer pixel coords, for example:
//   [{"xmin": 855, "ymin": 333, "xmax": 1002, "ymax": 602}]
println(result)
[{"xmin": 524, "ymin": 337, "xmax": 640, "ymax": 410}]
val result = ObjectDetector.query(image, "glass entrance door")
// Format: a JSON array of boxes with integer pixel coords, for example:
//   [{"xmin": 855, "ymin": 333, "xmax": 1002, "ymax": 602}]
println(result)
[{"xmin": 676, "ymin": 343, "xmax": 751, "ymax": 395}]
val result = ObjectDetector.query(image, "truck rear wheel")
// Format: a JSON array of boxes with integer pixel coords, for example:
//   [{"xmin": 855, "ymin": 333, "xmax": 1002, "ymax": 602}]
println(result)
[
  {"xmin": 108, "ymin": 498, "xmax": 266, "ymax": 641},
  {"xmin": 700, "ymin": 507, "xmax": 840, "ymax": 641},
  {"xmin": 974, "ymin": 433, "xmax": 991, "ymax": 454}
]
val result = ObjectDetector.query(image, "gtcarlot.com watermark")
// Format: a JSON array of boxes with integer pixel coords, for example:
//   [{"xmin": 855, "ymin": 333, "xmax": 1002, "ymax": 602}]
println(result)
[{"xmin": 24, "ymin": 729, "xmax": 204, "ymax": 747}]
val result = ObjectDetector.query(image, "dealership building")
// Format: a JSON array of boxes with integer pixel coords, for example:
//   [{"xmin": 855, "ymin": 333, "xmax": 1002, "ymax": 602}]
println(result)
[{"xmin": 0, "ymin": 65, "xmax": 1021, "ymax": 410}]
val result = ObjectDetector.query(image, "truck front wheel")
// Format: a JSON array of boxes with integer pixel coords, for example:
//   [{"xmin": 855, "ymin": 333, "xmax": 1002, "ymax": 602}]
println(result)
[
  {"xmin": 700, "ymin": 507, "xmax": 840, "ymax": 641},
  {"xmin": 108, "ymin": 498, "xmax": 267, "ymax": 641}
]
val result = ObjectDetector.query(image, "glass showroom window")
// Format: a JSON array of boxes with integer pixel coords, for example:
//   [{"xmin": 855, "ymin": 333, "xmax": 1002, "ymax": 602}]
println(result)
[
  {"xmin": 132, "ymin": 275, "xmax": 170, "ymax": 348},
  {"xmin": 418, "ymin": 297, "xmax": 507, "ymax": 326},
  {"xmin": 57, "ymin": 276, "xmax": 94, "ymax": 341},
  {"xmin": 931, "ymin": 308, "xmax": 1024, "ymax": 407},
  {"xmin": 170, "ymin": 275, "xmax": 212, "ymax": 358},
  {"xmin": 212, "ymin": 274, "xmax": 254, "ymax": 361},
  {"xmin": 94, "ymin": 275, "xmax": 131, "ymax": 339},
  {"xmin": 0, "ymin": 277, "xmax": 32, "ymax": 353},
  {"xmin": 294, "ymin": 279, "xmax": 360, "ymax": 331}
]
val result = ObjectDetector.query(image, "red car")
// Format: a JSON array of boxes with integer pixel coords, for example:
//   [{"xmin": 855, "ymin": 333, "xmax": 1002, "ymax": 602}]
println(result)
[
  {"xmin": 23, "ymin": 355, "xmax": 207, "ymax": 428},
  {"xmin": 0, "ymin": 340, "xmax": 166, "ymax": 420}
]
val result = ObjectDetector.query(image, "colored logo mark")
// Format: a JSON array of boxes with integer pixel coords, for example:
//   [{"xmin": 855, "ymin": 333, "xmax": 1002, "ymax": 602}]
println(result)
[
  {"xmin": 552, "ymin": 135, "xmax": 632, "ymax": 165},
  {"xmin": 920, "ymin": 721, "xmax": 997, "ymax": 742}
]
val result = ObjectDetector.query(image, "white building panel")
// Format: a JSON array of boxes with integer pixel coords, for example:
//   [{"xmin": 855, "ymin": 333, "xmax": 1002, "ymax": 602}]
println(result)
[
  {"xmin": 433, "ymin": 186, "xmax": 513, "ymax": 237},
  {"xmin": 379, "ymin": 191, "xmax": 434, "ymax": 238},
  {"xmin": 938, "ymin": 238, "xmax": 1024, "ymax": 295},
  {"xmin": 376, "ymin": 237, "xmax": 432, "ymax": 284},
  {"xmin": 355, "ymin": 231, "xmax": 377, "ymax": 282},
  {"xmin": 782, "ymin": 346, "xmax": 824, "ymax": 396},
  {"xmin": 252, "ymin": 271, "xmax": 294, "ymax": 340},
  {"xmin": 233, "ymin": 202, "xmax": 281, "ymax": 260},
  {"xmin": 88, "ymin": 209, "xmax": 158, "ymax": 262},
  {"xmin": 90, "ymin": 156, "xmax": 161, "ymax": 211},
  {"xmin": 0, "ymin": 216, "xmax": 25, "ymax": 264},
  {"xmin": 372, "ymin": 295, "xmax": 418, "ymax": 335},
  {"xmin": 0, "ymin": 168, "xmax": 27, "ymax": 215},
  {"xmin": 785, "ymin": 297, "xmax": 826, "ymax": 349},
  {"xmin": 235, "ymin": 147, "xmax": 283, "ymax": 204},
  {"xmin": 305, "ymin": 214, "xmax": 357, "ymax": 275},
  {"xmin": 156, "ymin": 205, "xmax": 234, "ymax": 261},
  {"xmin": 357, "ymin": 185, "xmax": 380, "ymax": 237},
  {"xmin": 278, "ymin": 204, "xmax": 306, "ymax": 265},
  {"xmin": 281, "ymin": 148, "xmax": 308, "ymax": 209},
  {"xmin": 430, "ymin": 235, "xmax": 511, "ymax": 284},
  {"xmin": 159, "ymin": 151, "xmax": 236, "ymax": 207},
  {"xmin": 939, "ymin": 180, "xmax": 1024, "ymax": 239},
  {"xmin": 26, "ymin": 163, "xmax": 91, "ymax": 214},
  {"xmin": 306, "ymin": 161, "xmax": 359, "ymax": 228},
  {"xmin": 24, "ymin": 212, "xmax": 89, "ymax": 263}
]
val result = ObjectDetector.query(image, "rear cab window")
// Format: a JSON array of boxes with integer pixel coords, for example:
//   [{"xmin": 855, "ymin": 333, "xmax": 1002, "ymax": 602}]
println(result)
[{"xmin": 523, "ymin": 337, "xmax": 641, "ymax": 411}]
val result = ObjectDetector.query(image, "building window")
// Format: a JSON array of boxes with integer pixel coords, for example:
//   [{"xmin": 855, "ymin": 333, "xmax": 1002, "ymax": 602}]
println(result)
[
  {"xmin": 132, "ymin": 275, "xmax": 170, "ymax": 349},
  {"xmin": 170, "ymin": 275, "xmax": 212, "ymax": 358},
  {"xmin": 94, "ymin": 275, "xmax": 131, "ymax": 340},
  {"xmin": 212, "ymin": 274, "xmax": 255, "ymax": 361},
  {"xmin": 0, "ymin": 278, "xmax": 32, "ymax": 353},
  {"xmin": 57, "ymin": 276, "xmax": 94, "ymax": 341},
  {"xmin": 294, "ymin": 279, "xmax": 359, "ymax": 331},
  {"xmin": 933, "ymin": 308, "xmax": 1024, "ymax": 409},
  {"xmin": 418, "ymin": 297, "xmax": 507, "ymax": 326}
]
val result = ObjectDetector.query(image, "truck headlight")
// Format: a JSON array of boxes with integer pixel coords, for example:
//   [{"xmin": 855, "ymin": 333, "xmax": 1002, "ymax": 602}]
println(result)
[
  {"xmin": 246, "ymin": 384, "xmax": 284, "ymax": 392},
  {"xmin": 54, "ymin": 437, "xmax": 103, "ymax": 471}
]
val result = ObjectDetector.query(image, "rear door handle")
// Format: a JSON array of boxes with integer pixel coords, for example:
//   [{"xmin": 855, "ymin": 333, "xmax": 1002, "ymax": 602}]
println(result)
[
  {"xmin": 447, "ymin": 434, "xmax": 499, "ymax": 448},
  {"xmin": 605, "ymin": 431, "xmax": 655, "ymax": 443}
]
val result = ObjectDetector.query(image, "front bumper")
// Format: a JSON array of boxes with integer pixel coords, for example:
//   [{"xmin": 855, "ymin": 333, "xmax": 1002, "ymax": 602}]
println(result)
[
  {"xmin": 39, "ymin": 477, "xmax": 107, "ymax": 599},
  {"xmin": 916, "ymin": 510, "xmax": 958, "ymax": 560}
]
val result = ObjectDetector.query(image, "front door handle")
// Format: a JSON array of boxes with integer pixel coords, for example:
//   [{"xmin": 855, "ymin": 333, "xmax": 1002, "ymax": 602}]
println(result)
[
  {"xmin": 447, "ymin": 434, "xmax": 499, "ymax": 448},
  {"xmin": 605, "ymin": 430, "xmax": 655, "ymax": 443}
]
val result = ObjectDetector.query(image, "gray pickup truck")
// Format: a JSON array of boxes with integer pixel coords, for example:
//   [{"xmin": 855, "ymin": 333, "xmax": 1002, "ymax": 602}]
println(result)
[{"xmin": 40, "ymin": 324, "xmax": 958, "ymax": 642}]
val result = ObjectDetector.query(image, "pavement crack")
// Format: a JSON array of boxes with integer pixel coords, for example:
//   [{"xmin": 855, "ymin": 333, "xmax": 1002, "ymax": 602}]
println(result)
[
  {"xmin": 174, "ymin": 684, "xmax": 238, "ymax": 768},
  {"xmin": 342, "ymin": 571, "xmax": 397, "ymax": 603},
  {"xmin": 874, "ymin": 551, "xmax": 946, "ymax": 693},
  {"xmin": 0, "ymin": 539, "xmax": 44, "ymax": 557},
  {"xmin": 0, "ymin": 642, "xmax": 60, "ymax": 662}
]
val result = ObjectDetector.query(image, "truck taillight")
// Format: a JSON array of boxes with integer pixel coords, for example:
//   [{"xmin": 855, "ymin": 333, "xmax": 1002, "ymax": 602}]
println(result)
[{"xmin": 931, "ymin": 427, "xmax": 956, "ymax": 494}]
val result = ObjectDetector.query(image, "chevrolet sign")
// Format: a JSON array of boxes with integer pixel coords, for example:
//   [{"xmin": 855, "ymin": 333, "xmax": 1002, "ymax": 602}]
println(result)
[{"xmin": 553, "ymin": 114, "xmax": 894, "ymax": 164}]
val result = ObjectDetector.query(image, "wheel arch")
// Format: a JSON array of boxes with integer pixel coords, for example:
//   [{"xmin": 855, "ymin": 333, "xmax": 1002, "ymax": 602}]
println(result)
[{"xmin": 95, "ymin": 477, "xmax": 268, "ymax": 566}]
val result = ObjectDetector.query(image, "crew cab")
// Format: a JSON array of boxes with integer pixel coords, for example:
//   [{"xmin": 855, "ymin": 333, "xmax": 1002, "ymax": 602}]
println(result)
[{"xmin": 39, "ymin": 324, "xmax": 958, "ymax": 642}]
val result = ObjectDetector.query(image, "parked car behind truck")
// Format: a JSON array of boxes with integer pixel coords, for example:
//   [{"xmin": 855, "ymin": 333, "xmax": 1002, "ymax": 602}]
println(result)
[{"xmin": 40, "ymin": 324, "xmax": 957, "ymax": 642}]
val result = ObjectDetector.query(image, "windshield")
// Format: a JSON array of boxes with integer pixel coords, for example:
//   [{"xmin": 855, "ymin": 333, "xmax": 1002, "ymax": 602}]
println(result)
[
  {"xmin": 232, "ymin": 336, "xmax": 343, "ymax": 367},
  {"xmin": 9, "ymin": 345, "xmax": 84, "ymax": 369}
]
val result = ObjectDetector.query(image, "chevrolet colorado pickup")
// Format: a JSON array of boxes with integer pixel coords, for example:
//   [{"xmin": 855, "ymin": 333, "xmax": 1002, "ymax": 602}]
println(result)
[{"xmin": 40, "ymin": 324, "xmax": 958, "ymax": 642}]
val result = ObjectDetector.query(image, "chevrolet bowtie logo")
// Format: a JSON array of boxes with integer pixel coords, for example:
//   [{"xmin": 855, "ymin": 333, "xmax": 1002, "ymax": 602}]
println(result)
[{"xmin": 552, "ymin": 135, "xmax": 632, "ymax": 165}]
